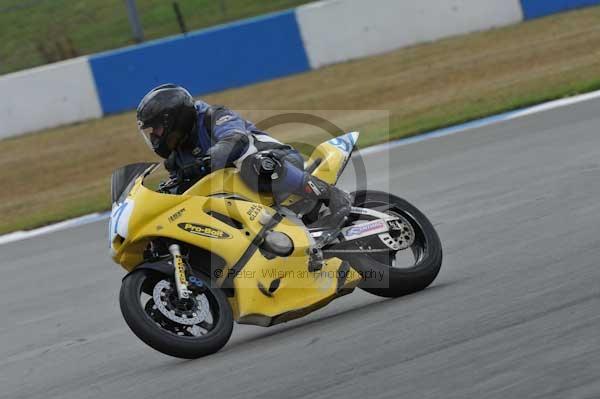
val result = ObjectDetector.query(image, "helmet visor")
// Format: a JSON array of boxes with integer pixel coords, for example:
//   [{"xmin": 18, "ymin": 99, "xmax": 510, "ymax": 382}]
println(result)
[{"xmin": 138, "ymin": 120, "xmax": 165, "ymax": 150}]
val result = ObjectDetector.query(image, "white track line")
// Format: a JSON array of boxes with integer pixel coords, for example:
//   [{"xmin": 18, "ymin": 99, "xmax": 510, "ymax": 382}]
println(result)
[
  {"xmin": 0, "ymin": 212, "xmax": 110, "ymax": 245},
  {"xmin": 360, "ymin": 89, "xmax": 600, "ymax": 156},
  {"xmin": 2, "ymin": 88, "xmax": 600, "ymax": 245}
]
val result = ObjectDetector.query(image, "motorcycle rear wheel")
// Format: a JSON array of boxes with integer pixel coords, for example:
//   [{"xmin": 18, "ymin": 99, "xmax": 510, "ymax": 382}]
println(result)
[
  {"xmin": 348, "ymin": 190, "xmax": 443, "ymax": 298},
  {"xmin": 120, "ymin": 269, "xmax": 233, "ymax": 359}
]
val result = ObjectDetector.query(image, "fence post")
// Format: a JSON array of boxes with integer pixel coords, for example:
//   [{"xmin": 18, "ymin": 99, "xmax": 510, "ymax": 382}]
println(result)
[
  {"xmin": 172, "ymin": 2, "xmax": 187, "ymax": 34},
  {"xmin": 218, "ymin": 0, "xmax": 227, "ymax": 16},
  {"xmin": 124, "ymin": 0, "xmax": 144, "ymax": 43}
]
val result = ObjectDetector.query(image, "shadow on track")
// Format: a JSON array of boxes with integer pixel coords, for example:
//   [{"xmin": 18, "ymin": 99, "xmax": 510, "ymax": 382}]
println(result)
[
  {"xmin": 225, "ymin": 282, "xmax": 454, "ymax": 350},
  {"xmin": 155, "ymin": 282, "xmax": 455, "ymax": 366}
]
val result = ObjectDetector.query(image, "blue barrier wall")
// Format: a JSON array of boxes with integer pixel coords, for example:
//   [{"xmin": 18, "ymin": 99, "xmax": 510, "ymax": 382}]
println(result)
[
  {"xmin": 89, "ymin": 10, "xmax": 310, "ymax": 115},
  {"xmin": 520, "ymin": 0, "xmax": 600, "ymax": 19}
]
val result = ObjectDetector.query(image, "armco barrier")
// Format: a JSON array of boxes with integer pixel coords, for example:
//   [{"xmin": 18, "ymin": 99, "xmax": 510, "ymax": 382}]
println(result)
[
  {"xmin": 89, "ymin": 10, "xmax": 310, "ymax": 115},
  {"xmin": 0, "ymin": 57, "xmax": 102, "ymax": 139},
  {"xmin": 520, "ymin": 0, "xmax": 600, "ymax": 19},
  {"xmin": 296, "ymin": 0, "xmax": 524, "ymax": 69}
]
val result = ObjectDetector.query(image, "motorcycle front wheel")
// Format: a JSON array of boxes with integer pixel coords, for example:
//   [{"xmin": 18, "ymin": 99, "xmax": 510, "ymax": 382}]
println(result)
[{"xmin": 120, "ymin": 269, "xmax": 233, "ymax": 359}]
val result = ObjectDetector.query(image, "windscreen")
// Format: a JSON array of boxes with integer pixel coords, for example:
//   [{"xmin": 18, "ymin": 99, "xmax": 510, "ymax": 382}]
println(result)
[{"xmin": 110, "ymin": 162, "xmax": 159, "ymax": 204}]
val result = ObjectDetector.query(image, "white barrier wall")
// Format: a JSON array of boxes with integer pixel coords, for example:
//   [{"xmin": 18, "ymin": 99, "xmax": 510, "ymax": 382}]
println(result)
[
  {"xmin": 0, "ymin": 57, "xmax": 102, "ymax": 139},
  {"xmin": 296, "ymin": 0, "xmax": 524, "ymax": 69}
]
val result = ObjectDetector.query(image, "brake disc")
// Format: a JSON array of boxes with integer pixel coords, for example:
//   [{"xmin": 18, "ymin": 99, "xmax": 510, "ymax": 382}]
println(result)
[
  {"xmin": 385, "ymin": 213, "xmax": 415, "ymax": 251},
  {"xmin": 151, "ymin": 280, "xmax": 211, "ymax": 326}
]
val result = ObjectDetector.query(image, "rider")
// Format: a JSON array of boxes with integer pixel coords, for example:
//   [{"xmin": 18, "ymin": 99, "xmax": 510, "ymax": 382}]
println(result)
[{"xmin": 136, "ymin": 84, "xmax": 351, "ymax": 241}]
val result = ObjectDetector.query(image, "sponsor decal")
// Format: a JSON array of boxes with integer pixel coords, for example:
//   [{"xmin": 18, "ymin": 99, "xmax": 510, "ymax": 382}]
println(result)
[
  {"xmin": 246, "ymin": 204, "xmax": 263, "ymax": 221},
  {"xmin": 345, "ymin": 220, "xmax": 387, "ymax": 237},
  {"xmin": 174, "ymin": 255, "xmax": 188, "ymax": 286},
  {"xmin": 111, "ymin": 201, "xmax": 129, "ymax": 235},
  {"xmin": 168, "ymin": 208, "xmax": 186, "ymax": 223},
  {"xmin": 109, "ymin": 199, "xmax": 134, "ymax": 248},
  {"xmin": 215, "ymin": 115, "xmax": 234, "ymax": 126},
  {"xmin": 328, "ymin": 137, "xmax": 352, "ymax": 154},
  {"xmin": 178, "ymin": 223, "xmax": 232, "ymax": 239}
]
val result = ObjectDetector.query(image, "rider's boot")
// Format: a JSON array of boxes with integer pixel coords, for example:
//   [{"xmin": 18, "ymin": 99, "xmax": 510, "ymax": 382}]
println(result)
[
  {"xmin": 293, "ymin": 174, "xmax": 352, "ymax": 247},
  {"xmin": 265, "ymin": 155, "xmax": 352, "ymax": 247}
]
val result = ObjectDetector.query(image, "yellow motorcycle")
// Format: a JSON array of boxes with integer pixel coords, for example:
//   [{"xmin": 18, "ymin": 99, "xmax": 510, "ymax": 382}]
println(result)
[{"xmin": 109, "ymin": 132, "xmax": 442, "ymax": 358}]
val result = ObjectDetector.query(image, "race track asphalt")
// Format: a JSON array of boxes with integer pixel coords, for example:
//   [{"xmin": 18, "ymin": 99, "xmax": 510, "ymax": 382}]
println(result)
[{"xmin": 1, "ymin": 99, "xmax": 599, "ymax": 399}]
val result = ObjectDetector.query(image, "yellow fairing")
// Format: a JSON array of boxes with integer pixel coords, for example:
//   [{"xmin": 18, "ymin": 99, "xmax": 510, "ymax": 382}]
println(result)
[
  {"xmin": 183, "ymin": 168, "xmax": 274, "ymax": 205},
  {"xmin": 111, "ymin": 179, "xmax": 269, "ymax": 271},
  {"xmin": 232, "ymin": 255, "xmax": 362, "ymax": 326},
  {"xmin": 112, "ymin": 132, "xmax": 362, "ymax": 326},
  {"xmin": 280, "ymin": 131, "xmax": 359, "ymax": 207},
  {"xmin": 225, "ymin": 212, "xmax": 362, "ymax": 325}
]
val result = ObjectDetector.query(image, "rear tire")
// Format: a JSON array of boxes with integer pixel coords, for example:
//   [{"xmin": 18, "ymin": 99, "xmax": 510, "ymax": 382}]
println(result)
[
  {"xmin": 120, "ymin": 269, "xmax": 233, "ymax": 359},
  {"xmin": 349, "ymin": 190, "xmax": 443, "ymax": 298}
]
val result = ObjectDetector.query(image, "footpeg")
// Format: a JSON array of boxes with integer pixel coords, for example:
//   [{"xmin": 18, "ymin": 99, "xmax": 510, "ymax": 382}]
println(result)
[{"xmin": 308, "ymin": 247, "xmax": 324, "ymax": 272}]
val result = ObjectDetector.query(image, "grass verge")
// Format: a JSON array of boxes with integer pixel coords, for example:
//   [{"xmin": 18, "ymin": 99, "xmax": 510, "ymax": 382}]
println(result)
[
  {"xmin": 0, "ymin": 0, "xmax": 313, "ymax": 74},
  {"xmin": 2, "ymin": 6, "xmax": 600, "ymax": 234}
]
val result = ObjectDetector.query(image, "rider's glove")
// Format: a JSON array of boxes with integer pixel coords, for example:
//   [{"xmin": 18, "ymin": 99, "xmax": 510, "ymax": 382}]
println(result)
[
  {"xmin": 179, "ymin": 156, "xmax": 211, "ymax": 180},
  {"xmin": 158, "ymin": 177, "xmax": 180, "ymax": 193},
  {"xmin": 198, "ymin": 155, "xmax": 211, "ymax": 176}
]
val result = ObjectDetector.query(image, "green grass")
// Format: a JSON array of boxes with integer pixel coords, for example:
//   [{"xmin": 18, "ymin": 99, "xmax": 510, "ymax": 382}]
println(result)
[
  {"xmin": 0, "ymin": 0, "xmax": 312, "ymax": 74},
  {"xmin": 5, "ymin": 194, "xmax": 109, "ymax": 234},
  {"xmin": 370, "ymin": 77, "xmax": 600, "ymax": 148}
]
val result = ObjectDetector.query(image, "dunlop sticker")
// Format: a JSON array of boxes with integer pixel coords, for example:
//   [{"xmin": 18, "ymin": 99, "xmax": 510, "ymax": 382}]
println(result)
[
  {"xmin": 178, "ymin": 223, "xmax": 232, "ymax": 239},
  {"xmin": 168, "ymin": 208, "xmax": 186, "ymax": 223}
]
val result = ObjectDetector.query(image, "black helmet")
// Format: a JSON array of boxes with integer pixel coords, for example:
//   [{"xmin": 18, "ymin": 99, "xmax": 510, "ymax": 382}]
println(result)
[{"xmin": 136, "ymin": 84, "xmax": 197, "ymax": 158}]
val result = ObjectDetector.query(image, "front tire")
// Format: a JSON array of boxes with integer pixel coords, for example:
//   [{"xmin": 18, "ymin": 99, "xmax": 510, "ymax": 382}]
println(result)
[
  {"xmin": 120, "ymin": 269, "xmax": 233, "ymax": 359},
  {"xmin": 349, "ymin": 190, "xmax": 443, "ymax": 298}
]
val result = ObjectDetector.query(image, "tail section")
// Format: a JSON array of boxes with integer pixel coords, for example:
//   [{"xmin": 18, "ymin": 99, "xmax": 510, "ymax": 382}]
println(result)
[{"xmin": 306, "ymin": 132, "xmax": 359, "ymax": 185}]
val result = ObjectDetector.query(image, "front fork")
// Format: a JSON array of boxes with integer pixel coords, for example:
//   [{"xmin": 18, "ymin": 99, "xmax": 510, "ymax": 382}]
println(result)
[{"xmin": 169, "ymin": 244, "xmax": 192, "ymax": 300}]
